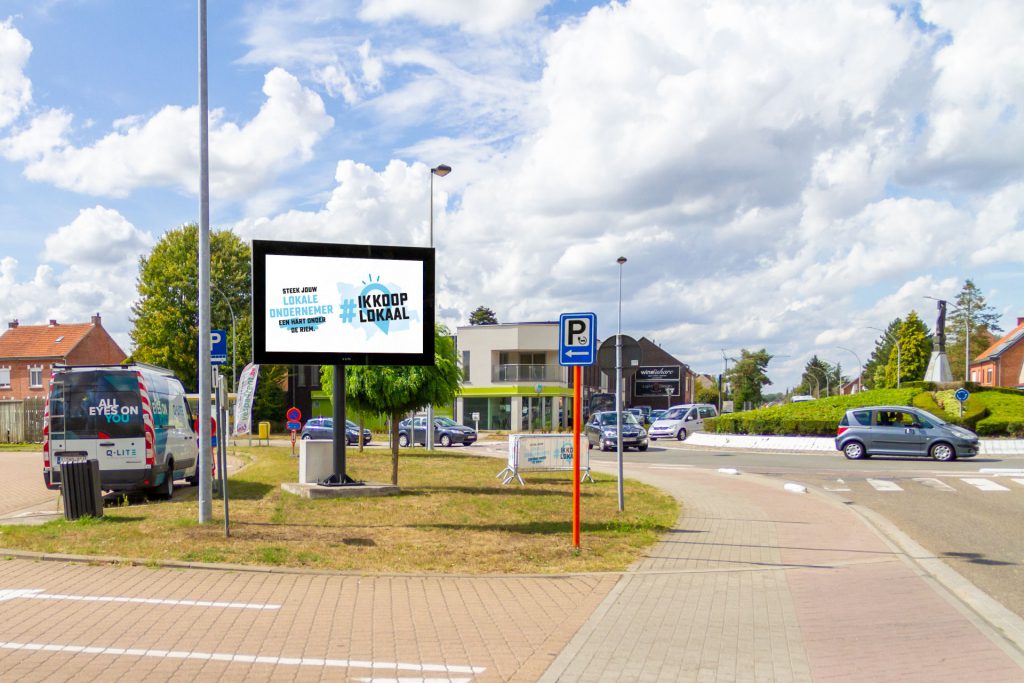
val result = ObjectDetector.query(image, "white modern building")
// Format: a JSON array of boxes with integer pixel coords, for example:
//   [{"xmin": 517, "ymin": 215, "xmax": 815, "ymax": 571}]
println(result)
[{"xmin": 454, "ymin": 322, "xmax": 574, "ymax": 432}]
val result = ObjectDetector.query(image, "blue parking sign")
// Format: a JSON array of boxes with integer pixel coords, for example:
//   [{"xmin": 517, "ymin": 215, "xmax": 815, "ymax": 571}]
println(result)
[
  {"xmin": 559, "ymin": 313, "xmax": 597, "ymax": 366},
  {"xmin": 211, "ymin": 329, "xmax": 227, "ymax": 365}
]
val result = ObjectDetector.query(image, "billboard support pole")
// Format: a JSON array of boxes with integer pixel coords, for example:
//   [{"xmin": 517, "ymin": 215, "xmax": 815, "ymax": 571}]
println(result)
[{"xmin": 325, "ymin": 365, "xmax": 357, "ymax": 486}]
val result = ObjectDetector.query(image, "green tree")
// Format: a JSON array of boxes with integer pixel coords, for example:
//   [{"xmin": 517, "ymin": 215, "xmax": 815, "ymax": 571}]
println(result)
[
  {"xmin": 797, "ymin": 356, "xmax": 845, "ymax": 397},
  {"xmin": 946, "ymin": 279, "xmax": 1003, "ymax": 381},
  {"xmin": 252, "ymin": 364, "xmax": 287, "ymax": 422},
  {"xmin": 320, "ymin": 325, "xmax": 462, "ymax": 485},
  {"xmin": 723, "ymin": 349, "xmax": 772, "ymax": 408},
  {"xmin": 863, "ymin": 318, "xmax": 901, "ymax": 389},
  {"xmin": 130, "ymin": 224, "xmax": 251, "ymax": 391},
  {"xmin": 886, "ymin": 310, "xmax": 931, "ymax": 386},
  {"xmin": 695, "ymin": 380, "xmax": 720, "ymax": 405},
  {"xmin": 468, "ymin": 306, "xmax": 498, "ymax": 325}
]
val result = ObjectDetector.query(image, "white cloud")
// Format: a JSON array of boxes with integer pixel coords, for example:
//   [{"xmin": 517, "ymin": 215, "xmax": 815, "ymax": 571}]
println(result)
[
  {"xmin": 0, "ymin": 19, "xmax": 32, "ymax": 129},
  {"xmin": 43, "ymin": 206, "xmax": 153, "ymax": 266},
  {"xmin": 2, "ymin": 68, "xmax": 333, "ymax": 199},
  {"xmin": 358, "ymin": 0, "xmax": 551, "ymax": 33}
]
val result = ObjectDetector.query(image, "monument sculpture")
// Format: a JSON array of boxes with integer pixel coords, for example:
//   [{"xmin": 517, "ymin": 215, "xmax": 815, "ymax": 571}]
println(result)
[{"xmin": 924, "ymin": 299, "xmax": 953, "ymax": 382}]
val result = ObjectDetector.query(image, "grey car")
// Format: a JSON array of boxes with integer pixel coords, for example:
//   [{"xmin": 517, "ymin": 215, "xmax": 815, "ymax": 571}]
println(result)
[
  {"xmin": 835, "ymin": 405, "xmax": 980, "ymax": 461},
  {"xmin": 585, "ymin": 411, "xmax": 649, "ymax": 451}
]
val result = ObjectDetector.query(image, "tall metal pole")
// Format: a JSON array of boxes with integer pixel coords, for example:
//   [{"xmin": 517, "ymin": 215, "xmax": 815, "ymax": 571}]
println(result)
[
  {"xmin": 212, "ymin": 285, "xmax": 236, "ymax": 397},
  {"xmin": 572, "ymin": 365, "xmax": 581, "ymax": 548},
  {"xmin": 197, "ymin": 0, "xmax": 212, "ymax": 523},
  {"xmin": 837, "ymin": 346, "xmax": 863, "ymax": 393},
  {"xmin": 615, "ymin": 256, "xmax": 626, "ymax": 512},
  {"xmin": 426, "ymin": 164, "xmax": 450, "ymax": 450}
]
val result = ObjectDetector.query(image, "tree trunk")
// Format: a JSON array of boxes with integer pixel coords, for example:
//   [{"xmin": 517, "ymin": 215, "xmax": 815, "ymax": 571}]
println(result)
[{"xmin": 390, "ymin": 411, "xmax": 400, "ymax": 485}]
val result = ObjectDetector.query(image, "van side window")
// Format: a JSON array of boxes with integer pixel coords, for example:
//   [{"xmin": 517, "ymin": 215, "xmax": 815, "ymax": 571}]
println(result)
[{"xmin": 699, "ymin": 407, "xmax": 715, "ymax": 419}]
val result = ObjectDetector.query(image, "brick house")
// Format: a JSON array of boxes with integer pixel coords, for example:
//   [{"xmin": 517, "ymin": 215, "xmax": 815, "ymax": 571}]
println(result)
[
  {"xmin": 0, "ymin": 314, "xmax": 127, "ymax": 399},
  {"xmin": 970, "ymin": 317, "xmax": 1024, "ymax": 388}
]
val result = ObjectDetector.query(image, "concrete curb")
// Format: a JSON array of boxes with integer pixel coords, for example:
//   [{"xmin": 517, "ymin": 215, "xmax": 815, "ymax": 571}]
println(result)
[{"xmin": 684, "ymin": 431, "xmax": 1024, "ymax": 455}]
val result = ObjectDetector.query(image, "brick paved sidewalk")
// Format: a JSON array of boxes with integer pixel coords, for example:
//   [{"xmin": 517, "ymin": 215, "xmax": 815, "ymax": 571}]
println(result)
[{"xmin": 542, "ymin": 464, "xmax": 1024, "ymax": 682}]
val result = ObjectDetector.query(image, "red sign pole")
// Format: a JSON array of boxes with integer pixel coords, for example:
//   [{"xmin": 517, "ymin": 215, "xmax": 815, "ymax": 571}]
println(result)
[{"xmin": 573, "ymin": 365, "xmax": 582, "ymax": 549}]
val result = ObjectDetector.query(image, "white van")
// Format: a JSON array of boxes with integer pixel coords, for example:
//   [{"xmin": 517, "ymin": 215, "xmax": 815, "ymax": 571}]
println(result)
[
  {"xmin": 648, "ymin": 403, "xmax": 718, "ymax": 441},
  {"xmin": 44, "ymin": 363, "xmax": 199, "ymax": 499}
]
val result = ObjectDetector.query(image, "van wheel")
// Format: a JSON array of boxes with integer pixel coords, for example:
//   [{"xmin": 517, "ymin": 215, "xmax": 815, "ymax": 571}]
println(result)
[
  {"xmin": 152, "ymin": 462, "xmax": 174, "ymax": 500},
  {"xmin": 676, "ymin": 429, "xmax": 687, "ymax": 441}
]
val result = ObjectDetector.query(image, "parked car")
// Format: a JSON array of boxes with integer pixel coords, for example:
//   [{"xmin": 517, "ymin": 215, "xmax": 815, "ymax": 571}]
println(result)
[
  {"xmin": 835, "ymin": 406, "xmax": 979, "ymax": 461},
  {"xmin": 790, "ymin": 394, "xmax": 815, "ymax": 402},
  {"xmin": 585, "ymin": 411, "xmax": 649, "ymax": 451},
  {"xmin": 299, "ymin": 417, "xmax": 372, "ymax": 446},
  {"xmin": 626, "ymin": 407, "xmax": 649, "ymax": 425},
  {"xmin": 648, "ymin": 403, "xmax": 718, "ymax": 441},
  {"xmin": 648, "ymin": 409, "xmax": 666, "ymax": 423},
  {"xmin": 398, "ymin": 416, "xmax": 477, "ymax": 447}
]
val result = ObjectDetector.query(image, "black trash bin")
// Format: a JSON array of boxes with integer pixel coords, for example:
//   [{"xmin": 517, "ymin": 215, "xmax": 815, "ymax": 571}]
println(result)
[{"xmin": 61, "ymin": 457, "xmax": 104, "ymax": 520}]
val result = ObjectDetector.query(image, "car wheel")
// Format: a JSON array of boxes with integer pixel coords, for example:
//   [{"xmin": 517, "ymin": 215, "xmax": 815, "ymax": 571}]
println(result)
[
  {"xmin": 930, "ymin": 442, "xmax": 957, "ymax": 462},
  {"xmin": 676, "ymin": 428, "xmax": 687, "ymax": 441},
  {"xmin": 399, "ymin": 433, "xmax": 409, "ymax": 447},
  {"xmin": 301, "ymin": 434, "xmax": 311, "ymax": 440},
  {"xmin": 638, "ymin": 444, "xmax": 649, "ymax": 451},
  {"xmin": 842, "ymin": 441, "xmax": 866, "ymax": 460},
  {"xmin": 440, "ymin": 434, "xmax": 452, "ymax": 447},
  {"xmin": 650, "ymin": 437, "xmax": 657, "ymax": 441}
]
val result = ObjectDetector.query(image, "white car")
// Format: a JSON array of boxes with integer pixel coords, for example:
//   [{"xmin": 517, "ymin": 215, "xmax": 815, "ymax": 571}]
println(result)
[{"xmin": 648, "ymin": 403, "xmax": 718, "ymax": 441}]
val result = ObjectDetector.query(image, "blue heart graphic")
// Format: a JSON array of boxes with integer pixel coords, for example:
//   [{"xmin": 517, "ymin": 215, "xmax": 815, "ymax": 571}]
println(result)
[{"xmin": 360, "ymin": 282, "xmax": 391, "ymax": 334}]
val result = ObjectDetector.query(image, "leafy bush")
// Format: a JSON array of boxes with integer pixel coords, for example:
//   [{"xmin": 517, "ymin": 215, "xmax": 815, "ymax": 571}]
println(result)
[{"xmin": 971, "ymin": 390, "xmax": 1024, "ymax": 437}]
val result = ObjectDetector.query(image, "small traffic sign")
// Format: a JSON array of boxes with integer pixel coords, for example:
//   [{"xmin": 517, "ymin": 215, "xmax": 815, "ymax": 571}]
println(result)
[
  {"xmin": 286, "ymin": 420, "xmax": 301, "ymax": 431},
  {"xmin": 955, "ymin": 388, "xmax": 970, "ymax": 402},
  {"xmin": 211, "ymin": 329, "xmax": 227, "ymax": 365},
  {"xmin": 286, "ymin": 406, "xmax": 301, "ymax": 422},
  {"xmin": 559, "ymin": 312, "xmax": 597, "ymax": 366}
]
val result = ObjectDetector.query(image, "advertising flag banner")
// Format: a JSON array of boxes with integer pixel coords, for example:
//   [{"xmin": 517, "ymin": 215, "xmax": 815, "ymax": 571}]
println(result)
[{"xmin": 232, "ymin": 363, "xmax": 260, "ymax": 436}]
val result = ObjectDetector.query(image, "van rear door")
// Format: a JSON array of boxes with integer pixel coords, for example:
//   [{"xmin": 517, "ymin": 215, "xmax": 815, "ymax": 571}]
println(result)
[{"xmin": 49, "ymin": 370, "xmax": 146, "ymax": 480}]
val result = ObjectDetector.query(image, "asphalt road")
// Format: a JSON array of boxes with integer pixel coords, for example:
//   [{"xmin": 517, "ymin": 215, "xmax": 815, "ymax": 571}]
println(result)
[{"xmin": 591, "ymin": 440, "xmax": 1024, "ymax": 621}]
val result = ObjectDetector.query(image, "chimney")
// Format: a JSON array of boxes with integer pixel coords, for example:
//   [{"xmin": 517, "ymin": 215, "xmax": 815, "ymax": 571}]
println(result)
[
  {"xmin": 7, "ymin": 320, "xmax": 17, "ymax": 329},
  {"xmin": 48, "ymin": 319, "xmax": 58, "ymax": 327},
  {"xmin": 91, "ymin": 312, "xmax": 102, "ymax": 326}
]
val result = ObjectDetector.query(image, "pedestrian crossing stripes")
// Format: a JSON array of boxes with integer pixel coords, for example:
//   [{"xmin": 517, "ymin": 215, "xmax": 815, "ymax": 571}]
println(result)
[{"xmin": 830, "ymin": 476, "xmax": 1024, "ymax": 494}]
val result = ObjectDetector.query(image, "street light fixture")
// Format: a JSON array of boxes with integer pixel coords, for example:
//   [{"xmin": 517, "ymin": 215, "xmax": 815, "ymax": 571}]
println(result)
[
  {"xmin": 615, "ymin": 255, "xmax": 627, "ymax": 512},
  {"xmin": 426, "ymin": 163, "xmax": 452, "ymax": 452},
  {"xmin": 867, "ymin": 326, "xmax": 901, "ymax": 388},
  {"xmin": 836, "ymin": 346, "xmax": 862, "ymax": 393}
]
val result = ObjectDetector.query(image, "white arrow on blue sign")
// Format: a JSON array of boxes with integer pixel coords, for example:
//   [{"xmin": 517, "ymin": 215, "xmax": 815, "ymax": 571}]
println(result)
[
  {"xmin": 210, "ymin": 329, "xmax": 227, "ymax": 365},
  {"xmin": 559, "ymin": 312, "xmax": 597, "ymax": 366},
  {"xmin": 955, "ymin": 388, "xmax": 970, "ymax": 402}
]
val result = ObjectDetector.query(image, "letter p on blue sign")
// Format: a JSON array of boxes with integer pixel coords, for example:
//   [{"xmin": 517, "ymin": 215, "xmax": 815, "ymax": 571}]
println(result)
[{"xmin": 559, "ymin": 312, "xmax": 597, "ymax": 366}]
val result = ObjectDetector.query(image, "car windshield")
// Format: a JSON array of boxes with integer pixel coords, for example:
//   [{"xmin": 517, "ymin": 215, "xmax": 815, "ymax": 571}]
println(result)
[
  {"xmin": 597, "ymin": 412, "xmax": 640, "ymax": 426},
  {"xmin": 913, "ymin": 408, "xmax": 946, "ymax": 425},
  {"xmin": 435, "ymin": 417, "xmax": 459, "ymax": 426},
  {"xmin": 346, "ymin": 420, "xmax": 358, "ymax": 429}
]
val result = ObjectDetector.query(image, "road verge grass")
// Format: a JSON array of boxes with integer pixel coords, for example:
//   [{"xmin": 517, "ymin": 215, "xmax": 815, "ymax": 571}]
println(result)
[{"xmin": 0, "ymin": 445, "xmax": 678, "ymax": 574}]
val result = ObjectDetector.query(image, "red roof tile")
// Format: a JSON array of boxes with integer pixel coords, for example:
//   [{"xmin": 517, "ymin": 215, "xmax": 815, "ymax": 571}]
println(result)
[{"xmin": 0, "ymin": 322, "xmax": 95, "ymax": 359}]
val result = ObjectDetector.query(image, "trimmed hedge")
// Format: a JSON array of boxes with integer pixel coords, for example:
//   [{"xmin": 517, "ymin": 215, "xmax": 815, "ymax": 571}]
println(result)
[{"xmin": 708, "ymin": 387, "xmax": 1024, "ymax": 437}]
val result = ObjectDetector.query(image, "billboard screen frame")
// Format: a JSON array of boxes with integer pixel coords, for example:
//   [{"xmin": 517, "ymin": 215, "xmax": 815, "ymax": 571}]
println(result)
[{"xmin": 252, "ymin": 239, "xmax": 435, "ymax": 366}]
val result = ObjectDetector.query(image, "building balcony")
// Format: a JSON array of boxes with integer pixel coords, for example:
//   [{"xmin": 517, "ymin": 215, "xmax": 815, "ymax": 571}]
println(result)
[{"xmin": 492, "ymin": 364, "xmax": 563, "ymax": 383}]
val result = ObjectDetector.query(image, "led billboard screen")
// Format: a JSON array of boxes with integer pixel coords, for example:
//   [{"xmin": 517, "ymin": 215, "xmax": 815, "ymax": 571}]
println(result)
[{"xmin": 252, "ymin": 240, "xmax": 435, "ymax": 365}]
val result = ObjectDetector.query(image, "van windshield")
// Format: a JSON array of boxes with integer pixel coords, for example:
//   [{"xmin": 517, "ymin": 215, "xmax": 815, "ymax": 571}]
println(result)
[
  {"xmin": 51, "ymin": 371, "xmax": 144, "ymax": 439},
  {"xmin": 661, "ymin": 407, "xmax": 690, "ymax": 420}
]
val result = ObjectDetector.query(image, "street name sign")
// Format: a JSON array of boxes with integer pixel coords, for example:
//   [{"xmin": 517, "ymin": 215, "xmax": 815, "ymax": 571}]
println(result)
[{"xmin": 559, "ymin": 312, "xmax": 597, "ymax": 366}]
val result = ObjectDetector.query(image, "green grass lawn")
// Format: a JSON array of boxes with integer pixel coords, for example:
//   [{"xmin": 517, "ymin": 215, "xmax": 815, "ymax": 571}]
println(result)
[{"xmin": 0, "ymin": 446, "xmax": 678, "ymax": 574}]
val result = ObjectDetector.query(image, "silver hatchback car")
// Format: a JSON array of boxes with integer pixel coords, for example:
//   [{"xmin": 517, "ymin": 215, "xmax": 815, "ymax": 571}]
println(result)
[{"xmin": 835, "ymin": 405, "xmax": 980, "ymax": 461}]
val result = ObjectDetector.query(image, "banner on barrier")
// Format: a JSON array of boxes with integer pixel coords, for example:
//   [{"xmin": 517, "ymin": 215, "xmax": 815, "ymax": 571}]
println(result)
[{"xmin": 499, "ymin": 434, "xmax": 593, "ymax": 485}]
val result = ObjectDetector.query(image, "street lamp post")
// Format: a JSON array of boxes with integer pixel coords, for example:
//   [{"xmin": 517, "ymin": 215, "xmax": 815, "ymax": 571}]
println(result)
[
  {"xmin": 616, "ymin": 255, "xmax": 626, "ymax": 512},
  {"xmin": 836, "ymin": 346, "xmax": 863, "ymax": 393},
  {"xmin": 868, "ymin": 326, "xmax": 901, "ymax": 388},
  {"xmin": 212, "ymin": 285, "xmax": 237, "ymax": 397},
  {"xmin": 808, "ymin": 373, "xmax": 820, "ymax": 398},
  {"xmin": 426, "ymin": 163, "xmax": 451, "ymax": 452}
]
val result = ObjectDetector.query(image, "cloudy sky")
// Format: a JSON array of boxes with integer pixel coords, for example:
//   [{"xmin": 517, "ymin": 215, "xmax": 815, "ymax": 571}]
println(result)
[{"xmin": 1, "ymin": 0, "xmax": 1022, "ymax": 391}]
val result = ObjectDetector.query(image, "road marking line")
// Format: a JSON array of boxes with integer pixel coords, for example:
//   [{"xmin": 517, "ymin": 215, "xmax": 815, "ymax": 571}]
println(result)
[
  {"xmin": 647, "ymin": 464, "xmax": 693, "ymax": 469},
  {"xmin": 866, "ymin": 479, "xmax": 903, "ymax": 492},
  {"xmin": 823, "ymin": 478, "xmax": 850, "ymax": 492},
  {"xmin": 960, "ymin": 478, "xmax": 1011, "ymax": 492},
  {"xmin": 0, "ymin": 641, "xmax": 485, "ymax": 674},
  {"xmin": 0, "ymin": 588, "xmax": 279, "ymax": 610},
  {"xmin": 1012, "ymin": 479, "xmax": 1024, "ymax": 487},
  {"xmin": 913, "ymin": 478, "xmax": 956, "ymax": 492}
]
